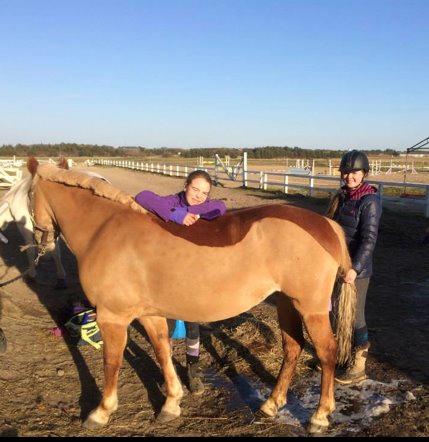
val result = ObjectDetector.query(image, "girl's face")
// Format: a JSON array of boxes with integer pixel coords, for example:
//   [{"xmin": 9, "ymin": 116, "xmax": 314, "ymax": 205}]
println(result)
[
  {"xmin": 341, "ymin": 170, "xmax": 365, "ymax": 190},
  {"xmin": 184, "ymin": 177, "xmax": 211, "ymax": 206}
]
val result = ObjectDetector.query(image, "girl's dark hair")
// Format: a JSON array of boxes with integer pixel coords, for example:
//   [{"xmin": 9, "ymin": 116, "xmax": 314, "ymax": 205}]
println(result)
[
  {"xmin": 326, "ymin": 192, "xmax": 341, "ymax": 219},
  {"xmin": 185, "ymin": 170, "xmax": 212, "ymax": 188}
]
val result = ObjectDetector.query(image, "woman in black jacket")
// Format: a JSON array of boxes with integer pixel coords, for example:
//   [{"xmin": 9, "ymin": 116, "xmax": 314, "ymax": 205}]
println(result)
[{"xmin": 326, "ymin": 150, "xmax": 382, "ymax": 385}]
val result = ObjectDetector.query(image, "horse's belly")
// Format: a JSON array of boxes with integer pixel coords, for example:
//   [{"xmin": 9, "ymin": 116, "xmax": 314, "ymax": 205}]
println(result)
[{"xmin": 147, "ymin": 274, "xmax": 279, "ymax": 322}]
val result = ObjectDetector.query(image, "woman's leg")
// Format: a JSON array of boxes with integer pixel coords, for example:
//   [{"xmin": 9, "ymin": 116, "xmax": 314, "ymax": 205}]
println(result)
[
  {"xmin": 184, "ymin": 322, "xmax": 204, "ymax": 394},
  {"xmin": 335, "ymin": 277, "xmax": 371, "ymax": 385},
  {"xmin": 353, "ymin": 277, "xmax": 370, "ymax": 348},
  {"xmin": 185, "ymin": 322, "xmax": 200, "ymax": 363}
]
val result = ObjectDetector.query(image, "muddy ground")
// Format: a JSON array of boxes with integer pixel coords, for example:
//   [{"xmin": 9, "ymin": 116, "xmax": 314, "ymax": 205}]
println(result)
[{"xmin": 0, "ymin": 166, "xmax": 428, "ymax": 437}]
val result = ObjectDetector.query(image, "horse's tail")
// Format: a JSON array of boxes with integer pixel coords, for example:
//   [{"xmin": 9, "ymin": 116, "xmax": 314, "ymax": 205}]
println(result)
[{"xmin": 328, "ymin": 219, "xmax": 357, "ymax": 366}]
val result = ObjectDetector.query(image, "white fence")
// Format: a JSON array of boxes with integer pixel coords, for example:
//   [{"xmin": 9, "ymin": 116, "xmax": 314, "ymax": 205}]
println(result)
[
  {"xmin": 0, "ymin": 158, "xmax": 24, "ymax": 189},
  {"xmin": 93, "ymin": 158, "xmax": 429, "ymax": 218}
]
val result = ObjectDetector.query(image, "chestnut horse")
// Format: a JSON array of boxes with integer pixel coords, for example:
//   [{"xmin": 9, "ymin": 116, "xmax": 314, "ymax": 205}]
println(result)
[{"xmin": 27, "ymin": 158, "xmax": 356, "ymax": 434}]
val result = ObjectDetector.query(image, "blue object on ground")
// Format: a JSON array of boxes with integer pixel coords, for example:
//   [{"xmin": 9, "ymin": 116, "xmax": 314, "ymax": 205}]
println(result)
[{"xmin": 171, "ymin": 320, "xmax": 186, "ymax": 339}]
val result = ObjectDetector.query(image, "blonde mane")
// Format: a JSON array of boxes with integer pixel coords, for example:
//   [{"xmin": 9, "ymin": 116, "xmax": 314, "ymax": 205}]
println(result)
[{"xmin": 37, "ymin": 164, "xmax": 147, "ymax": 214}]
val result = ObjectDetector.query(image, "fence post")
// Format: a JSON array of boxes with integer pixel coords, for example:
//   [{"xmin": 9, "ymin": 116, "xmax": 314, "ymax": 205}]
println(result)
[
  {"xmin": 259, "ymin": 171, "xmax": 264, "ymax": 189},
  {"xmin": 242, "ymin": 152, "xmax": 248, "ymax": 188},
  {"xmin": 284, "ymin": 174, "xmax": 289, "ymax": 194},
  {"xmin": 309, "ymin": 159, "xmax": 315, "ymax": 196},
  {"xmin": 263, "ymin": 173, "xmax": 268, "ymax": 191},
  {"xmin": 214, "ymin": 155, "xmax": 219, "ymax": 184}
]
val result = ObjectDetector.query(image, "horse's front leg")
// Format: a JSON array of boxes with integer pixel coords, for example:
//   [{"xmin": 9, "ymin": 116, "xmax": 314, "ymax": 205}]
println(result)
[
  {"xmin": 52, "ymin": 238, "xmax": 67, "ymax": 288},
  {"xmin": 17, "ymin": 223, "xmax": 37, "ymax": 279},
  {"xmin": 83, "ymin": 321, "xmax": 128, "ymax": 429},
  {"xmin": 138, "ymin": 315, "xmax": 183, "ymax": 422},
  {"xmin": 260, "ymin": 295, "xmax": 304, "ymax": 417}
]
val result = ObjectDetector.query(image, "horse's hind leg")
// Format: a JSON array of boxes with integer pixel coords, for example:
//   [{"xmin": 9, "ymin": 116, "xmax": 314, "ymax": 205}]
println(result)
[
  {"xmin": 302, "ymin": 313, "xmax": 336, "ymax": 433},
  {"xmin": 260, "ymin": 295, "xmax": 304, "ymax": 417},
  {"xmin": 84, "ymin": 321, "xmax": 128, "ymax": 429},
  {"xmin": 138, "ymin": 315, "xmax": 183, "ymax": 423}
]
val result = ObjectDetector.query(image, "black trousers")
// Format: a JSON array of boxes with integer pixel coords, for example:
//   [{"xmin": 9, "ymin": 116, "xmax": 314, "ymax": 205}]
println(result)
[{"xmin": 354, "ymin": 277, "xmax": 370, "ymax": 347}]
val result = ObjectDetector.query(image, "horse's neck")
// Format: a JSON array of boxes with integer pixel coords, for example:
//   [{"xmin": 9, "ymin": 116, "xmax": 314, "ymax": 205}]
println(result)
[{"xmin": 40, "ymin": 180, "xmax": 116, "ymax": 257}]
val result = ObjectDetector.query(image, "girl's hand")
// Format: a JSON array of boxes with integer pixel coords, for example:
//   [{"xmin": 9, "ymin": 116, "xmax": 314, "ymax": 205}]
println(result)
[
  {"xmin": 343, "ymin": 268, "xmax": 357, "ymax": 284},
  {"xmin": 183, "ymin": 213, "xmax": 200, "ymax": 226}
]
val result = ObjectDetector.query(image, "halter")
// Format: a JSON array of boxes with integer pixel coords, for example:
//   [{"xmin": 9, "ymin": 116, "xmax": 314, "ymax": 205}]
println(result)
[{"xmin": 28, "ymin": 179, "xmax": 59, "ymax": 253}]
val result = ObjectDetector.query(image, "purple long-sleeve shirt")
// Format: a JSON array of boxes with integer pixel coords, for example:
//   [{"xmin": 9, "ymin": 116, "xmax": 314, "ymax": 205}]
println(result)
[{"xmin": 135, "ymin": 190, "xmax": 227, "ymax": 224}]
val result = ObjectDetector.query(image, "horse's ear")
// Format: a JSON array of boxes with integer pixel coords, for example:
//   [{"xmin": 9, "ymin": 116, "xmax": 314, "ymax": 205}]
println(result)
[
  {"xmin": 27, "ymin": 157, "xmax": 39, "ymax": 177},
  {"xmin": 58, "ymin": 156, "xmax": 69, "ymax": 170}
]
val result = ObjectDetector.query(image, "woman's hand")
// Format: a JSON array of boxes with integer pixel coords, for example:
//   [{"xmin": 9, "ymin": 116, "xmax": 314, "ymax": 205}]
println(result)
[
  {"xmin": 343, "ymin": 268, "xmax": 357, "ymax": 284},
  {"xmin": 183, "ymin": 213, "xmax": 200, "ymax": 226}
]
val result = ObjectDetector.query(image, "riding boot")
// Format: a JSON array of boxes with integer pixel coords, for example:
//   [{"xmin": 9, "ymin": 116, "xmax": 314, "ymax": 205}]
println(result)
[
  {"xmin": 187, "ymin": 358, "xmax": 205, "ymax": 395},
  {"xmin": 335, "ymin": 342, "xmax": 370, "ymax": 385}
]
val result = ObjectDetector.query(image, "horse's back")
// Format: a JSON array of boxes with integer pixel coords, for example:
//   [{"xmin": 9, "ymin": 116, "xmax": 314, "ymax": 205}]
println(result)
[{"xmin": 147, "ymin": 203, "xmax": 342, "ymax": 261}]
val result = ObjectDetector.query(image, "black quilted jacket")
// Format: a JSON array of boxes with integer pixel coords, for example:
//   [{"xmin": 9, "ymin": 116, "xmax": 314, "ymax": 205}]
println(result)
[{"xmin": 334, "ymin": 190, "xmax": 382, "ymax": 278}]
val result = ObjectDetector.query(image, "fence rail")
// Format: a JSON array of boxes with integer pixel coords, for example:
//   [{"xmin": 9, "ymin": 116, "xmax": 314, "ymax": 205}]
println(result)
[
  {"xmin": 0, "ymin": 158, "xmax": 23, "ymax": 188},
  {"xmin": 92, "ymin": 158, "xmax": 429, "ymax": 218}
]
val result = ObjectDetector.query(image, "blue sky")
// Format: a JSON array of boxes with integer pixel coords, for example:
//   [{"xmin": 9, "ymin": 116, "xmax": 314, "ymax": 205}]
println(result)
[{"xmin": 0, "ymin": 0, "xmax": 428, "ymax": 150}]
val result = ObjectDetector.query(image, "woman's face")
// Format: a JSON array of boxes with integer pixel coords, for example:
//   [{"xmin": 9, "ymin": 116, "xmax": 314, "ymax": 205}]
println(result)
[
  {"xmin": 341, "ymin": 170, "xmax": 365, "ymax": 190},
  {"xmin": 185, "ymin": 177, "xmax": 211, "ymax": 206}
]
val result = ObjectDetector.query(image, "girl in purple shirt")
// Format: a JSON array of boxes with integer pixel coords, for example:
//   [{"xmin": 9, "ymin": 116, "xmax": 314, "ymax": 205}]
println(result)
[{"xmin": 135, "ymin": 170, "xmax": 226, "ymax": 394}]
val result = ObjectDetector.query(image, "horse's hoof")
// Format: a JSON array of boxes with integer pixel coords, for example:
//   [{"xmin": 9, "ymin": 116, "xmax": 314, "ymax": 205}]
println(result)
[
  {"xmin": 156, "ymin": 410, "xmax": 180, "ymax": 424},
  {"xmin": 54, "ymin": 278, "xmax": 67, "ymax": 289},
  {"xmin": 252, "ymin": 409, "xmax": 272, "ymax": 422},
  {"xmin": 259, "ymin": 398, "xmax": 278, "ymax": 418},
  {"xmin": 82, "ymin": 416, "xmax": 106, "ymax": 430},
  {"xmin": 308, "ymin": 421, "xmax": 329, "ymax": 434}
]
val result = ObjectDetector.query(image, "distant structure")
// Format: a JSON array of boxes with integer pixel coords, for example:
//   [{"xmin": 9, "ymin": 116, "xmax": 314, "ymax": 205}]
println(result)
[
  {"xmin": 406, "ymin": 136, "xmax": 429, "ymax": 154},
  {"xmin": 402, "ymin": 136, "xmax": 429, "ymax": 188}
]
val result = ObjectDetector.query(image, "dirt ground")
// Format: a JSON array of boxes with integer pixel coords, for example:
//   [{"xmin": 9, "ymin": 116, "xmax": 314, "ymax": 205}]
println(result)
[{"xmin": 0, "ymin": 166, "xmax": 428, "ymax": 437}]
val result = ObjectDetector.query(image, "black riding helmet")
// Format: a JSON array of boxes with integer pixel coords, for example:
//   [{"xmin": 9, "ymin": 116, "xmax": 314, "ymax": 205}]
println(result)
[{"xmin": 339, "ymin": 150, "xmax": 370, "ymax": 173}]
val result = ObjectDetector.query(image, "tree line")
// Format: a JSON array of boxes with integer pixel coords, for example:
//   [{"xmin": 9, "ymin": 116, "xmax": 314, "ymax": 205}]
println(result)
[{"xmin": 0, "ymin": 143, "xmax": 400, "ymax": 159}]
